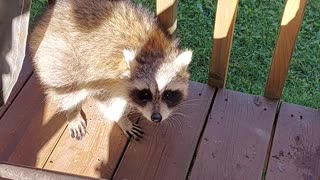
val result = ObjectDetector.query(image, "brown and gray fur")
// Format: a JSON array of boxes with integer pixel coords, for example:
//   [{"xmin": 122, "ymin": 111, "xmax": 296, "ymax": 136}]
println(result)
[{"xmin": 29, "ymin": 0, "xmax": 193, "ymax": 140}]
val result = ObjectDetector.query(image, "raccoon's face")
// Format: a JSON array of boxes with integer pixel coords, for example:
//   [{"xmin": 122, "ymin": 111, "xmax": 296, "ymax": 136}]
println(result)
[{"xmin": 124, "ymin": 49, "xmax": 192, "ymax": 123}]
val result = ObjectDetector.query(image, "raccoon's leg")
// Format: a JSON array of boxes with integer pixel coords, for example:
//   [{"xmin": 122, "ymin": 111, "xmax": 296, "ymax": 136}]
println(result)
[
  {"xmin": 96, "ymin": 96, "xmax": 143, "ymax": 140},
  {"xmin": 48, "ymin": 89, "xmax": 88, "ymax": 140},
  {"xmin": 66, "ymin": 106, "xmax": 86, "ymax": 140}
]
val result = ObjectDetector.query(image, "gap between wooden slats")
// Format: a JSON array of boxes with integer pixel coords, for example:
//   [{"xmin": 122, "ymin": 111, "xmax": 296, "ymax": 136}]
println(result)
[
  {"xmin": 43, "ymin": 100, "xmax": 128, "ymax": 179},
  {"xmin": 0, "ymin": 75, "xmax": 67, "ymax": 168},
  {"xmin": 113, "ymin": 82, "xmax": 215, "ymax": 180},
  {"xmin": 188, "ymin": 89, "xmax": 279, "ymax": 180},
  {"xmin": 266, "ymin": 103, "xmax": 320, "ymax": 180}
]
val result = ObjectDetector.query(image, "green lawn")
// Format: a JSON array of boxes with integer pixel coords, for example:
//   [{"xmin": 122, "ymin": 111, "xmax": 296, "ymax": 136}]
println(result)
[{"xmin": 30, "ymin": 0, "xmax": 320, "ymax": 108}]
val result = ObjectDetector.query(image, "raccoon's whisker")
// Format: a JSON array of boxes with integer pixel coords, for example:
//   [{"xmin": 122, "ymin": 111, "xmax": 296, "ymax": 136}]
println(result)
[
  {"xmin": 161, "ymin": 118, "xmax": 172, "ymax": 129},
  {"xmin": 171, "ymin": 112, "xmax": 187, "ymax": 118},
  {"xmin": 172, "ymin": 100, "xmax": 206, "ymax": 109},
  {"xmin": 175, "ymin": 103, "xmax": 198, "ymax": 108},
  {"xmin": 173, "ymin": 100, "xmax": 203, "ymax": 108},
  {"xmin": 170, "ymin": 104, "xmax": 195, "ymax": 113},
  {"xmin": 169, "ymin": 115, "xmax": 183, "ymax": 134},
  {"xmin": 182, "ymin": 98, "xmax": 208, "ymax": 103},
  {"xmin": 172, "ymin": 113, "xmax": 190, "ymax": 122},
  {"xmin": 169, "ymin": 114, "xmax": 182, "ymax": 126}
]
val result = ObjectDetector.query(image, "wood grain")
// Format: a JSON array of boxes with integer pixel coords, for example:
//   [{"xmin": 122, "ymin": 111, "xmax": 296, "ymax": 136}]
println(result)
[
  {"xmin": 266, "ymin": 103, "xmax": 320, "ymax": 180},
  {"xmin": 113, "ymin": 81, "xmax": 215, "ymax": 180},
  {"xmin": 44, "ymin": 99, "xmax": 128, "ymax": 179},
  {"xmin": 156, "ymin": 0, "xmax": 177, "ymax": 35},
  {"xmin": 189, "ymin": 89, "xmax": 278, "ymax": 180},
  {"xmin": 208, "ymin": 0, "xmax": 239, "ymax": 88},
  {"xmin": 264, "ymin": 0, "xmax": 307, "ymax": 99},
  {"xmin": 0, "ymin": 75, "xmax": 67, "ymax": 168}
]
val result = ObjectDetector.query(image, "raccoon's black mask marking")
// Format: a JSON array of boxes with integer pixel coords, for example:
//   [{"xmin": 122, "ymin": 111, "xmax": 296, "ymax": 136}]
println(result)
[
  {"xmin": 130, "ymin": 88, "xmax": 152, "ymax": 107},
  {"xmin": 161, "ymin": 90, "xmax": 183, "ymax": 108}
]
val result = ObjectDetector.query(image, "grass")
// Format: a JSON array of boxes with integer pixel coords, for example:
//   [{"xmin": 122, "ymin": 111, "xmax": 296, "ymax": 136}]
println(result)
[{"xmin": 30, "ymin": 0, "xmax": 320, "ymax": 108}]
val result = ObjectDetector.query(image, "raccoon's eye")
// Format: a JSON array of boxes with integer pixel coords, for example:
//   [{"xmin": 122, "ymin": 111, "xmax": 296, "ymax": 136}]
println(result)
[
  {"xmin": 137, "ymin": 89, "xmax": 152, "ymax": 101},
  {"xmin": 162, "ymin": 90, "xmax": 182, "ymax": 107},
  {"xmin": 130, "ymin": 89, "xmax": 152, "ymax": 107}
]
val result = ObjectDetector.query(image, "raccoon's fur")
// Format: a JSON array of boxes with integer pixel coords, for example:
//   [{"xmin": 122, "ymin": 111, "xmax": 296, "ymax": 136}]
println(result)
[{"xmin": 29, "ymin": 0, "xmax": 192, "ymax": 140}]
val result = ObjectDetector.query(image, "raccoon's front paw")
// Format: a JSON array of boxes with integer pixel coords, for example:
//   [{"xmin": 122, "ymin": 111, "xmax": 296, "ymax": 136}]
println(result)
[
  {"xmin": 68, "ymin": 118, "xmax": 86, "ymax": 140},
  {"xmin": 118, "ymin": 118, "xmax": 144, "ymax": 140}
]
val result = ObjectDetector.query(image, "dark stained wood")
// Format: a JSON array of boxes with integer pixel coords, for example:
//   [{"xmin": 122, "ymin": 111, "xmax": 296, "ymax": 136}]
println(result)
[
  {"xmin": 113, "ymin": 81, "xmax": 215, "ymax": 180},
  {"xmin": 44, "ymin": 99, "xmax": 128, "ymax": 179},
  {"xmin": 266, "ymin": 103, "xmax": 320, "ymax": 180},
  {"xmin": 208, "ymin": 0, "xmax": 239, "ymax": 88},
  {"xmin": 0, "ymin": 75, "xmax": 67, "ymax": 168},
  {"xmin": 189, "ymin": 89, "xmax": 278, "ymax": 180},
  {"xmin": 264, "ymin": 0, "xmax": 307, "ymax": 99}
]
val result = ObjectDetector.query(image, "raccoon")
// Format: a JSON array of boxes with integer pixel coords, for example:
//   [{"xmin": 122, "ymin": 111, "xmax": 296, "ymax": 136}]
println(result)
[{"xmin": 29, "ymin": 0, "xmax": 192, "ymax": 140}]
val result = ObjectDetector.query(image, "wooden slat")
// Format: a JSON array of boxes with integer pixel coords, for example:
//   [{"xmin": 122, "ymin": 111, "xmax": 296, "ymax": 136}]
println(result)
[
  {"xmin": 264, "ymin": 0, "xmax": 307, "ymax": 99},
  {"xmin": 113, "ymin": 81, "xmax": 215, "ymax": 180},
  {"xmin": 156, "ymin": 0, "xmax": 177, "ymax": 35},
  {"xmin": 0, "ymin": 75, "xmax": 67, "ymax": 168},
  {"xmin": 189, "ymin": 89, "xmax": 278, "ymax": 179},
  {"xmin": 44, "ymin": 100, "xmax": 128, "ymax": 179},
  {"xmin": 208, "ymin": 0, "xmax": 239, "ymax": 88},
  {"xmin": 266, "ymin": 103, "xmax": 320, "ymax": 180}
]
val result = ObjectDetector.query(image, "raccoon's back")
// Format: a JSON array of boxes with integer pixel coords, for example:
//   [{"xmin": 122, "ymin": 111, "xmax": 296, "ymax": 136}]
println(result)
[{"xmin": 29, "ymin": 0, "xmax": 156, "ymax": 89}]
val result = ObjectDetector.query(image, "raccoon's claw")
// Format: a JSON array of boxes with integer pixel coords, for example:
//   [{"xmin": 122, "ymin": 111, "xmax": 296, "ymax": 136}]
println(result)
[
  {"xmin": 118, "ymin": 119, "xmax": 144, "ymax": 140},
  {"xmin": 68, "ymin": 118, "xmax": 87, "ymax": 140},
  {"xmin": 126, "ymin": 124, "xmax": 144, "ymax": 140}
]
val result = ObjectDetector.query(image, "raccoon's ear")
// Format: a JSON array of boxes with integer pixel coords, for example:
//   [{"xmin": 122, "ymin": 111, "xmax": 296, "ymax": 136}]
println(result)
[
  {"xmin": 174, "ymin": 50, "xmax": 193, "ymax": 67},
  {"xmin": 123, "ymin": 49, "xmax": 136, "ymax": 66}
]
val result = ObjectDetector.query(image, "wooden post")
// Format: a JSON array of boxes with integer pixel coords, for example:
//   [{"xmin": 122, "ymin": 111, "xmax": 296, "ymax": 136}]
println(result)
[
  {"xmin": 0, "ymin": 0, "xmax": 32, "ymax": 107},
  {"xmin": 156, "ymin": 0, "xmax": 178, "ymax": 35},
  {"xmin": 0, "ymin": 162, "xmax": 90, "ymax": 179},
  {"xmin": 264, "ymin": 0, "xmax": 307, "ymax": 99},
  {"xmin": 208, "ymin": 0, "xmax": 239, "ymax": 88},
  {"xmin": 48, "ymin": 0, "xmax": 56, "ymax": 5}
]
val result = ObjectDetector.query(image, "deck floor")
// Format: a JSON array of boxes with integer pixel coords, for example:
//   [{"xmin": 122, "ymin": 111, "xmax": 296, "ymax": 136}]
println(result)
[{"xmin": 0, "ymin": 73, "xmax": 319, "ymax": 180}]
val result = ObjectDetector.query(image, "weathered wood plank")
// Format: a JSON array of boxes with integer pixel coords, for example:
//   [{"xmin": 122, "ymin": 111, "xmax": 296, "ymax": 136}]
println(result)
[
  {"xmin": 44, "ymin": 100, "xmax": 128, "ymax": 179},
  {"xmin": 264, "ymin": 0, "xmax": 307, "ymax": 99},
  {"xmin": 113, "ymin": 81, "xmax": 215, "ymax": 180},
  {"xmin": 189, "ymin": 89, "xmax": 278, "ymax": 180},
  {"xmin": 208, "ymin": 0, "xmax": 239, "ymax": 88},
  {"xmin": 156, "ymin": 0, "xmax": 177, "ymax": 35},
  {"xmin": 0, "ymin": 75, "xmax": 67, "ymax": 168},
  {"xmin": 266, "ymin": 103, "xmax": 320, "ymax": 180}
]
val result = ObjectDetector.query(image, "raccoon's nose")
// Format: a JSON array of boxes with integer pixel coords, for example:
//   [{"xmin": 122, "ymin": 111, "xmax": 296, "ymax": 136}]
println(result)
[{"xmin": 151, "ymin": 113, "xmax": 162, "ymax": 123}]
